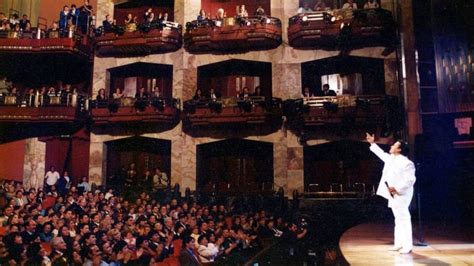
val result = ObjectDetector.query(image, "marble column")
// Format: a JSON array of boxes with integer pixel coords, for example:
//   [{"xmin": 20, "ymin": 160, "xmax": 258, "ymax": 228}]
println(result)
[{"xmin": 23, "ymin": 138, "xmax": 46, "ymax": 190}]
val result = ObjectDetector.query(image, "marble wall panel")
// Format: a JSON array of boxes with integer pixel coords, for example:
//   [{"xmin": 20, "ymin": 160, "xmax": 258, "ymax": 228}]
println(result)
[{"xmin": 23, "ymin": 138, "xmax": 45, "ymax": 190}]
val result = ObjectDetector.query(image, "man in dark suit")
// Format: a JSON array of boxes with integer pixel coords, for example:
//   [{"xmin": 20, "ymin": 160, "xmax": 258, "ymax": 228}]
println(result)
[
  {"xmin": 179, "ymin": 236, "xmax": 201, "ymax": 266},
  {"xmin": 321, "ymin": 83, "xmax": 337, "ymax": 96}
]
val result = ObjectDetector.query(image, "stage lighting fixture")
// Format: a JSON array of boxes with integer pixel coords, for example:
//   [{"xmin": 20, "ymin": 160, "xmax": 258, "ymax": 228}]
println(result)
[
  {"xmin": 266, "ymin": 18, "xmax": 271, "ymax": 24},
  {"xmin": 302, "ymin": 16, "xmax": 308, "ymax": 22},
  {"xmin": 215, "ymin": 20, "xmax": 222, "ymax": 27},
  {"xmin": 246, "ymin": 20, "xmax": 251, "ymax": 26}
]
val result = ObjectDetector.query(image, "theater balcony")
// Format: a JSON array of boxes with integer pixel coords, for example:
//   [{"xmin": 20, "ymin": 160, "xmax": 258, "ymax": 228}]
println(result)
[
  {"xmin": 0, "ymin": 93, "xmax": 86, "ymax": 142},
  {"xmin": 182, "ymin": 97, "xmax": 282, "ymax": 132},
  {"xmin": 288, "ymin": 8, "xmax": 396, "ymax": 52},
  {"xmin": 283, "ymin": 95, "xmax": 399, "ymax": 134},
  {"xmin": 89, "ymin": 97, "xmax": 180, "ymax": 134},
  {"xmin": 184, "ymin": 16, "xmax": 282, "ymax": 53},
  {"xmin": 94, "ymin": 23, "xmax": 183, "ymax": 57}
]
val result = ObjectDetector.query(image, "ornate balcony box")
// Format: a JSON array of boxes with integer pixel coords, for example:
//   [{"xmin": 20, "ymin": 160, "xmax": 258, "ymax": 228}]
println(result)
[
  {"xmin": 95, "ymin": 27, "xmax": 182, "ymax": 57},
  {"xmin": 288, "ymin": 8, "xmax": 396, "ymax": 50},
  {"xmin": 184, "ymin": 17, "xmax": 282, "ymax": 53}
]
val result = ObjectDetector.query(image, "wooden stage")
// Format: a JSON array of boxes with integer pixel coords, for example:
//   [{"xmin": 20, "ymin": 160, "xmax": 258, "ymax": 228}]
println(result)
[{"xmin": 339, "ymin": 223, "xmax": 474, "ymax": 265}]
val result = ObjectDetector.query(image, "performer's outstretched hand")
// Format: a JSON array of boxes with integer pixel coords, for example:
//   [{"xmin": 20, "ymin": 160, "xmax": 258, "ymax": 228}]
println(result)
[{"xmin": 366, "ymin": 132, "xmax": 375, "ymax": 144}]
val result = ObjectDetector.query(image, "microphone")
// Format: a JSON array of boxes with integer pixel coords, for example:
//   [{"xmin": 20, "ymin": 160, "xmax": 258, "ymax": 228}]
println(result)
[{"xmin": 385, "ymin": 181, "xmax": 394, "ymax": 198}]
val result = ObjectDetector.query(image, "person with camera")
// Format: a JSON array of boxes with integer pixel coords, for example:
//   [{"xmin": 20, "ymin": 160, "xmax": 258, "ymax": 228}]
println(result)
[{"xmin": 282, "ymin": 221, "xmax": 308, "ymax": 256}]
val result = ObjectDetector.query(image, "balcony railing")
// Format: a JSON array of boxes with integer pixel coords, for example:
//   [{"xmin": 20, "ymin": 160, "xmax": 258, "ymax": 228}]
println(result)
[
  {"xmin": 94, "ymin": 22, "xmax": 182, "ymax": 57},
  {"xmin": 184, "ymin": 16, "xmax": 282, "ymax": 53},
  {"xmin": 283, "ymin": 94, "xmax": 393, "ymax": 129},
  {"xmin": 183, "ymin": 96, "xmax": 282, "ymax": 128},
  {"xmin": 89, "ymin": 97, "xmax": 180, "ymax": 132},
  {"xmin": 288, "ymin": 8, "xmax": 396, "ymax": 51}
]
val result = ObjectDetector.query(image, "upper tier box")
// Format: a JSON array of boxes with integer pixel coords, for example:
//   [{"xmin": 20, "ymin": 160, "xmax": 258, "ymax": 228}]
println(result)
[
  {"xmin": 0, "ymin": 30, "xmax": 92, "ymax": 58},
  {"xmin": 184, "ymin": 16, "xmax": 282, "ymax": 54},
  {"xmin": 288, "ymin": 8, "xmax": 396, "ymax": 51},
  {"xmin": 94, "ymin": 23, "xmax": 183, "ymax": 57}
]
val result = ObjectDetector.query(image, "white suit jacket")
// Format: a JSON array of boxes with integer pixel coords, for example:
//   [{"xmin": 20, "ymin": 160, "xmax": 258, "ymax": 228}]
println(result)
[{"xmin": 370, "ymin": 143, "xmax": 416, "ymax": 208}]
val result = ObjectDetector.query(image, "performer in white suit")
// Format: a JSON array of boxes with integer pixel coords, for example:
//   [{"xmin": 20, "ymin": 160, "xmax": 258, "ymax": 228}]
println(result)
[{"xmin": 366, "ymin": 133, "xmax": 416, "ymax": 254}]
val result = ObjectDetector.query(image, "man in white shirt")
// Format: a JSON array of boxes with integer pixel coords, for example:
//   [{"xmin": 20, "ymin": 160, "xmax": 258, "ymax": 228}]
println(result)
[
  {"xmin": 366, "ymin": 133, "xmax": 416, "ymax": 254},
  {"xmin": 44, "ymin": 166, "xmax": 60, "ymax": 192},
  {"xmin": 197, "ymin": 235, "xmax": 220, "ymax": 263}
]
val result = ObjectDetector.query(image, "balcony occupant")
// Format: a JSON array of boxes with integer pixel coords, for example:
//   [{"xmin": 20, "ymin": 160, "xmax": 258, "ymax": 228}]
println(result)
[
  {"xmin": 314, "ymin": 1, "xmax": 330, "ymax": 11},
  {"xmin": 135, "ymin": 87, "xmax": 148, "ymax": 100},
  {"xmin": 193, "ymin": 89, "xmax": 205, "ymax": 101},
  {"xmin": 96, "ymin": 88, "xmax": 108, "ymax": 102},
  {"xmin": 152, "ymin": 86, "xmax": 162, "ymax": 98},
  {"xmin": 144, "ymin": 8, "xmax": 154, "ymax": 22},
  {"xmin": 197, "ymin": 9, "xmax": 207, "ymax": 22},
  {"xmin": 9, "ymin": 13, "xmax": 19, "ymax": 29},
  {"xmin": 237, "ymin": 5, "xmax": 249, "ymax": 18},
  {"xmin": 69, "ymin": 4, "xmax": 80, "ymax": 26},
  {"xmin": 153, "ymin": 167, "xmax": 169, "ymax": 190},
  {"xmin": 216, "ymin": 8, "xmax": 226, "ymax": 20},
  {"xmin": 255, "ymin": 6, "xmax": 265, "ymax": 16},
  {"xmin": 253, "ymin": 86, "xmax": 263, "ymax": 97},
  {"xmin": 364, "ymin": 0, "xmax": 380, "ymax": 9},
  {"xmin": 342, "ymin": 0, "xmax": 358, "ymax": 9},
  {"xmin": 59, "ymin": 6, "xmax": 70, "ymax": 30},
  {"xmin": 113, "ymin": 88, "xmax": 123, "ymax": 99},
  {"xmin": 102, "ymin": 14, "xmax": 113, "ymax": 33},
  {"xmin": 302, "ymin": 87, "xmax": 314, "ymax": 98},
  {"xmin": 78, "ymin": 0, "xmax": 93, "ymax": 34},
  {"xmin": 19, "ymin": 14, "xmax": 30, "ymax": 32},
  {"xmin": 320, "ymin": 84, "xmax": 337, "ymax": 96},
  {"xmin": 48, "ymin": 21, "xmax": 60, "ymax": 38},
  {"xmin": 239, "ymin": 87, "xmax": 251, "ymax": 99},
  {"xmin": 124, "ymin": 13, "xmax": 137, "ymax": 32},
  {"xmin": 208, "ymin": 88, "xmax": 220, "ymax": 100},
  {"xmin": 297, "ymin": 2, "xmax": 313, "ymax": 14}
]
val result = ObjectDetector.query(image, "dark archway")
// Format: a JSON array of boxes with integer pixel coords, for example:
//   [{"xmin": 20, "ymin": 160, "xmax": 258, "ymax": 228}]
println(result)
[
  {"xmin": 107, "ymin": 62, "xmax": 173, "ymax": 98},
  {"xmin": 197, "ymin": 59, "xmax": 272, "ymax": 99},
  {"xmin": 197, "ymin": 139, "xmax": 273, "ymax": 195},
  {"xmin": 304, "ymin": 140, "xmax": 387, "ymax": 192},
  {"xmin": 301, "ymin": 56, "xmax": 385, "ymax": 96},
  {"xmin": 105, "ymin": 136, "xmax": 171, "ymax": 186}
]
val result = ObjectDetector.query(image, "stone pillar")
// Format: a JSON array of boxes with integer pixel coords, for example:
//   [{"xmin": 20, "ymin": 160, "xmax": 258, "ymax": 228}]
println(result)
[
  {"xmin": 400, "ymin": 0, "xmax": 423, "ymax": 146},
  {"xmin": 23, "ymin": 138, "xmax": 46, "ymax": 190}
]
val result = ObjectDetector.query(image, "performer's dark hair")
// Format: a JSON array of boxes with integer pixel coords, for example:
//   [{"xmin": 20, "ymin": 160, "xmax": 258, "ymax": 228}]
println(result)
[{"xmin": 396, "ymin": 140, "xmax": 409, "ymax": 156}]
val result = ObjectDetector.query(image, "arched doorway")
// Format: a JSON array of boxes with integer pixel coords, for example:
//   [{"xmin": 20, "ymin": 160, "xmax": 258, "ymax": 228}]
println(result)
[{"xmin": 197, "ymin": 139, "xmax": 273, "ymax": 195}]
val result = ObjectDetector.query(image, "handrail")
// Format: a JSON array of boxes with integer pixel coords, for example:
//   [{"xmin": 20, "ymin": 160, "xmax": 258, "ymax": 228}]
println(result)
[
  {"xmin": 89, "ymin": 97, "xmax": 180, "ymax": 110},
  {"xmin": 0, "ymin": 92, "xmax": 84, "ymax": 108},
  {"xmin": 185, "ymin": 16, "xmax": 281, "ymax": 32}
]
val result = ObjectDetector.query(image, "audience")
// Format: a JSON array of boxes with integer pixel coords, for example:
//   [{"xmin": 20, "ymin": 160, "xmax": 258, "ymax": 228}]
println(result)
[
  {"xmin": 0, "ymin": 176, "xmax": 304, "ymax": 265},
  {"xmin": 342, "ymin": 0, "xmax": 358, "ymax": 9}
]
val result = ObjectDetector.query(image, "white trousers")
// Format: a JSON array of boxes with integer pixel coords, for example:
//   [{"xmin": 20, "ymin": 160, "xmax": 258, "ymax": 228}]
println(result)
[{"xmin": 391, "ymin": 206, "xmax": 413, "ymax": 250}]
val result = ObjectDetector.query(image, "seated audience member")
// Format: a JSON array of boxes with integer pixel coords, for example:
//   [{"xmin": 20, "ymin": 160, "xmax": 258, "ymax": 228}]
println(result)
[
  {"xmin": 19, "ymin": 14, "xmax": 30, "ymax": 31},
  {"xmin": 48, "ymin": 22, "xmax": 60, "ymax": 38},
  {"xmin": 135, "ymin": 87, "xmax": 148, "ymax": 99},
  {"xmin": 77, "ymin": 176, "xmax": 91, "ymax": 193},
  {"xmin": 179, "ymin": 236, "xmax": 200, "ymax": 265},
  {"xmin": 302, "ymin": 87, "xmax": 314, "ymax": 98},
  {"xmin": 208, "ymin": 88, "xmax": 220, "ymax": 100},
  {"xmin": 237, "ymin": 5, "xmax": 249, "ymax": 18},
  {"xmin": 193, "ymin": 89, "xmax": 205, "ymax": 101},
  {"xmin": 162, "ymin": 12, "xmax": 169, "ymax": 22},
  {"xmin": 144, "ymin": 8, "xmax": 154, "ymax": 22},
  {"xmin": 321, "ymin": 83, "xmax": 337, "ymax": 96},
  {"xmin": 102, "ymin": 14, "xmax": 113, "ymax": 32},
  {"xmin": 297, "ymin": 2, "xmax": 313, "ymax": 14},
  {"xmin": 314, "ymin": 0, "xmax": 330, "ymax": 11},
  {"xmin": 342, "ymin": 0, "xmax": 358, "ymax": 9},
  {"xmin": 255, "ymin": 6, "xmax": 265, "ymax": 16},
  {"xmin": 0, "ymin": 12, "xmax": 7, "ymax": 25},
  {"xmin": 124, "ymin": 13, "xmax": 137, "ymax": 32},
  {"xmin": 152, "ymin": 86, "xmax": 162, "ymax": 98},
  {"xmin": 253, "ymin": 86, "xmax": 263, "ymax": 97},
  {"xmin": 364, "ymin": 0, "xmax": 380, "ymax": 9},
  {"xmin": 239, "ymin": 87, "xmax": 251, "ymax": 99},
  {"xmin": 96, "ymin": 88, "xmax": 108, "ymax": 102},
  {"xmin": 112, "ymin": 87, "xmax": 123, "ymax": 99},
  {"xmin": 9, "ymin": 14, "xmax": 19, "ymax": 29},
  {"xmin": 197, "ymin": 235, "xmax": 220, "ymax": 263},
  {"xmin": 197, "ymin": 9, "xmax": 206, "ymax": 22},
  {"xmin": 216, "ymin": 8, "xmax": 225, "ymax": 20}
]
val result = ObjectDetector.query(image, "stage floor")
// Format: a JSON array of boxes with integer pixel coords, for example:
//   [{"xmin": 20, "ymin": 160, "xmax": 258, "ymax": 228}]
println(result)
[{"xmin": 339, "ymin": 223, "xmax": 474, "ymax": 265}]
